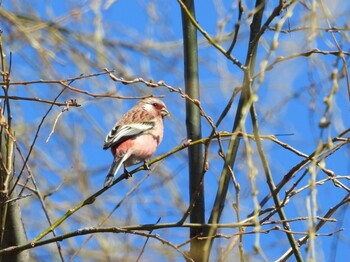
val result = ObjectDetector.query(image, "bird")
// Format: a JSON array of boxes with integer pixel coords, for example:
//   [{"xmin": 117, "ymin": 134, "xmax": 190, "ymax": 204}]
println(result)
[{"xmin": 103, "ymin": 97, "xmax": 169, "ymax": 187}]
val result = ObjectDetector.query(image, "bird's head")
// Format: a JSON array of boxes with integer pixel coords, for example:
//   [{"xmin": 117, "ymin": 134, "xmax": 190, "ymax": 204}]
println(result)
[{"xmin": 142, "ymin": 98, "xmax": 170, "ymax": 118}]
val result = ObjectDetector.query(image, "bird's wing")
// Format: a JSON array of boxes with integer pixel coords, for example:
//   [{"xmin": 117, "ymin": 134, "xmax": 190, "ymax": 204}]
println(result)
[{"xmin": 103, "ymin": 121, "xmax": 155, "ymax": 149}]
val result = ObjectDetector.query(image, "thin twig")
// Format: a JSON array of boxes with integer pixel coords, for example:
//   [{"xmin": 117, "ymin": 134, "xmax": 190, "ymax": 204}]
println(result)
[
  {"xmin": 2, "ymin": 70, "xmax": 112, "ymax": 86},
  {"xmin": 136, "ymin": 217, "xmax": 161, "ymax": 262},
  {"xmin": 1, "ymin": 227, "xmax": 194, "ymax": 261},
  {"xmin": 176, "ymin": 0, "xmax": 245, "ymax": 70},
  {"xmin": 227, "ymin": 0, "xmax": 244, "ymax": 55},
  {"xmin": 0, "ymin": 95, "xmax": 81, "ymax": 107},
  {"xmin": 253, "ymin": 49, "xmax": 350, "ymax": 79},
  {"xmin": 0, "ymin": 194, "xmax": 31, "ymax": 206}
]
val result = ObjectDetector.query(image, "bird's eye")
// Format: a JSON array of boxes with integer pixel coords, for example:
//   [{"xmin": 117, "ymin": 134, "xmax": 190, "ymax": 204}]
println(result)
[{"xmin": 152, "ymin": 103, "xmax": 159, "ymax": 107}]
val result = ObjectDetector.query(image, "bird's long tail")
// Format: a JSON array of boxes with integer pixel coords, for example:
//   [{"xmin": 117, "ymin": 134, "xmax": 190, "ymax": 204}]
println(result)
[{"xmin": 104, "ymin": 155, "xmax": 128, "ymax": 187}]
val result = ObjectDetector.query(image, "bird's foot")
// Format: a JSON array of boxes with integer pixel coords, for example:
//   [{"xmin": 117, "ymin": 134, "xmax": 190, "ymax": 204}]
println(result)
[
  {"xmin": 124, "ymin": 167, "xmax": 132, "ymax": 179},
  {"xmin": 143, "ymin": 161, "xmax": 150, "ymax": 170}
]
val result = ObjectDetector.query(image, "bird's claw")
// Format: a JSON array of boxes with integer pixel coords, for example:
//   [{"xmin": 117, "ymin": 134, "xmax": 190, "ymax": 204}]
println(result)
[
  {"xmin": 143, "ymin": 162, "xmax": 150, "ymax": 170},
  {"xmin": 124, "ymin": 168, "xmax": 132, "ymax": 179}
]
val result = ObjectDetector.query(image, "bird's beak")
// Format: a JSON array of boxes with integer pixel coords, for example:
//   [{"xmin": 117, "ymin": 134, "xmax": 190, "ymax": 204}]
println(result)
[{"xmin": 161, "ymin": 107, "xmax": 170, "ymax": 117}]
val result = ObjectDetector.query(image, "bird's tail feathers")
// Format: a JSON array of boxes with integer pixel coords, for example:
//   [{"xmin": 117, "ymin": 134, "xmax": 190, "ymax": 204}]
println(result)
[{"xmin": 104, "ymin": 155, "xmax": 127, "ymax": 187}]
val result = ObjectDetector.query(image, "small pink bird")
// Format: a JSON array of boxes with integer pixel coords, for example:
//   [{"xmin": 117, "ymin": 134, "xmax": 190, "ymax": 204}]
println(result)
[{"xmin": 103, "ymin": 97, "xmax": 169, "ymax": 187}]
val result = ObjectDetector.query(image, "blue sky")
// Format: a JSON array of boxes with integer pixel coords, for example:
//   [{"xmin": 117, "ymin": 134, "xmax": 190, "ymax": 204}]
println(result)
[{"xmin": 2, "ymin": 0, "xmax": 350, "ymax": 261}]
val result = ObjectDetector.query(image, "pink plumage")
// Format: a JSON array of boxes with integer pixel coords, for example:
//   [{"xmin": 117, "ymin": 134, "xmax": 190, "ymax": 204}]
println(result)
[{"xmin": 103, "ymin": 97, "xmax": 169, "ymax": 187}]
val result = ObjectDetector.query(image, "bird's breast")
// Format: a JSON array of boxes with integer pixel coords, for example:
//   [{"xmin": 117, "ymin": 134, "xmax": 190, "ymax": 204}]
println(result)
[{"xmin": 122, "ymin": 133, "xmax": 161, "ymax": 167}]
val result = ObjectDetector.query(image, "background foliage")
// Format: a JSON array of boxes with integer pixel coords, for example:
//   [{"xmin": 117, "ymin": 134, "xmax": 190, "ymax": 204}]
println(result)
[{"xmin": 0, "ymin": 0, "xmax": 350, "ymax": 261}]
